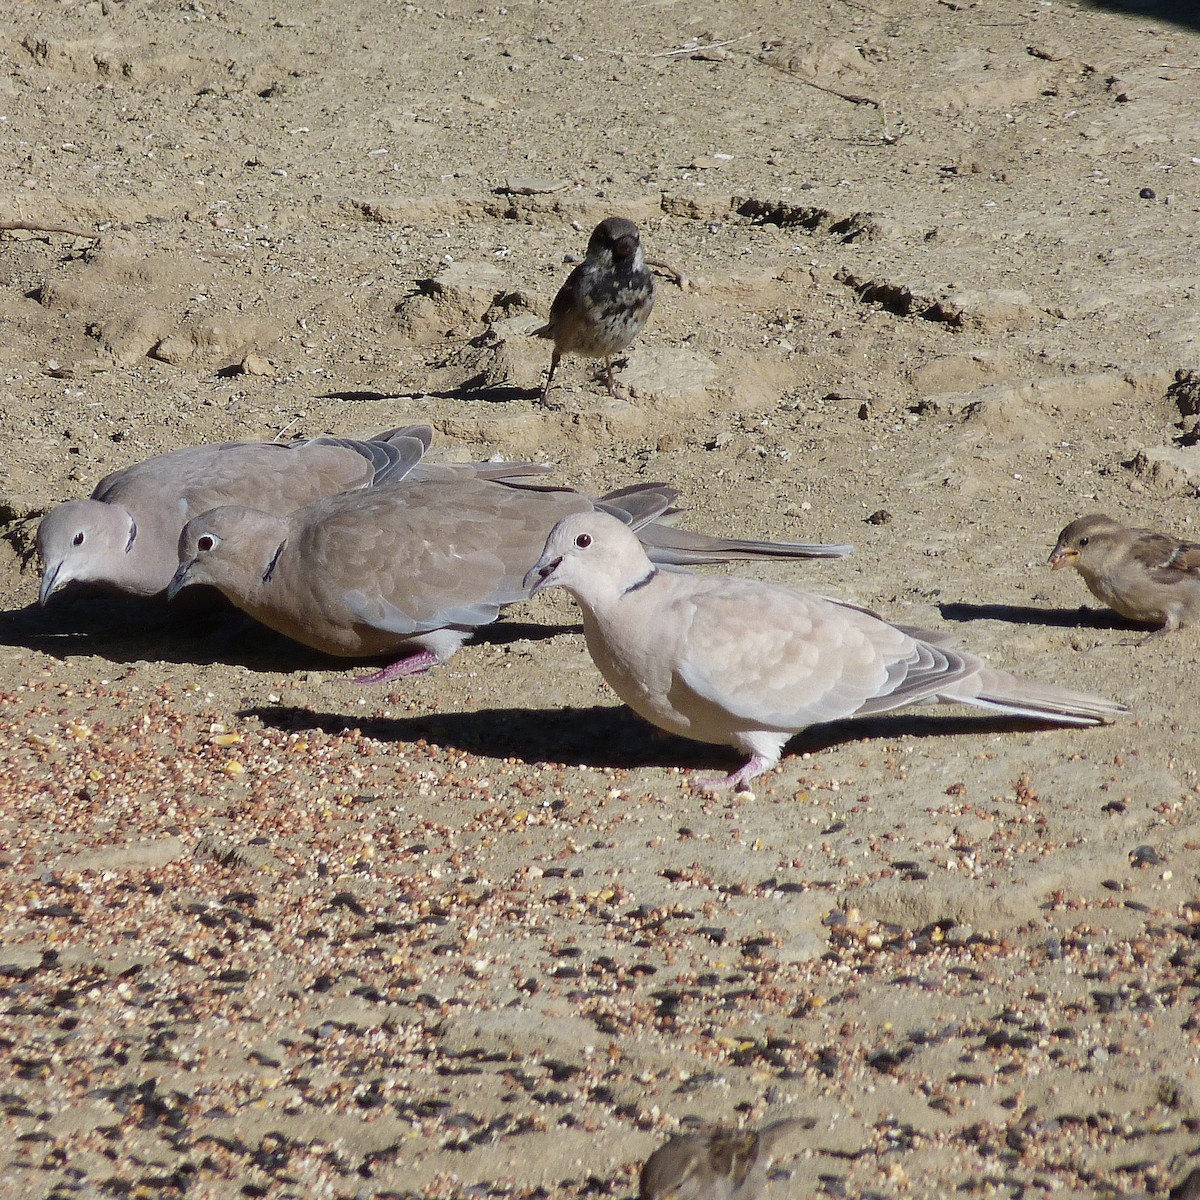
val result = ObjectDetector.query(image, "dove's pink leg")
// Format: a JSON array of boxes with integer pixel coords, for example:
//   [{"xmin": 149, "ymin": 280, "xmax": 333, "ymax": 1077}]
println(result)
[
  {"xmin": 698, "ymin": 755, "xmax": 770, "ymax": 794},
  {"xmin": 354, "ymin": 650, "xmax": 439, "ymax": 684}
]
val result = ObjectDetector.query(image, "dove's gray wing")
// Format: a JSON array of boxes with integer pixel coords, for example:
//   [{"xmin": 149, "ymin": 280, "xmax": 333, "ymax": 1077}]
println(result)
[
  {"xmin": 92, "ymin": 433, "xmax": 424, "ymax": 514},
  {"xmin": 671, "ymin": 578, "xmax": 968, "ymax": 732},
  {"xmin": 40, "ymin": 432, "xmax": 433, "ymax": 603},
  {"xmin": 673, "ymin": 579, "xmax": 1121, "ymax": 731},
  {"xmin": 370, "ymin": 423, "xmax": 434, "ymax": 454},
  {"xmin": 315, "ymin": 425, "xmax": 432, "ymax": 485},
  {"xmin": 259, "ymin": 476, "xmax": 598, "ymax": 656}
]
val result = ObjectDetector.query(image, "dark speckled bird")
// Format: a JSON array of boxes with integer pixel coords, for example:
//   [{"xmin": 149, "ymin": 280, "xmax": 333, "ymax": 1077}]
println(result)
[{"xmin": 534, "ymin": 216, "xmax": 655, "ymax": 404}]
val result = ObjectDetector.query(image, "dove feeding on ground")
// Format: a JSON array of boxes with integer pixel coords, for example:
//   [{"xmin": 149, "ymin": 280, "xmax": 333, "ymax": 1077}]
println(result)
[
  {"xmin": 525, "ymin": 512, "xmax": 1127, "ymax": 792},
  {"xmin": 168, "ymin": 473, "xmax": 851, "ymax": 684},
  {"xmin": 36, "ymin": 426, "xmax": 434, "ymax": 606},
  {"xmin": 533, "ymin": 216, "xmax": 655, "ymax": 404},
  {"xmin": 639, "ymin": 1118, "xmax": 809, "ymax": 1200},
  {"xmin": 1049, "ymin": 513, "xmax": 1200, "ymax": 637}
]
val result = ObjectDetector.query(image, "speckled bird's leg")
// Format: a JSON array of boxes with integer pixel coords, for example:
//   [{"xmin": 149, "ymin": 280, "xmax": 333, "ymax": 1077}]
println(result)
[
  {"xmin": 540, "ymin": 349, "xmax": 561, "ymax": 404},
  {"xmin": 603, "ymin": 356, "xmax": 621, "ymax": 399}
]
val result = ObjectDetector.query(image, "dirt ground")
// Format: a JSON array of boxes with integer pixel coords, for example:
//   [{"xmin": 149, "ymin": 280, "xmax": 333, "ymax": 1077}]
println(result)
[{"xmin": 2, "ymin": 0, "xmax": 1200, "ymax": 1196}]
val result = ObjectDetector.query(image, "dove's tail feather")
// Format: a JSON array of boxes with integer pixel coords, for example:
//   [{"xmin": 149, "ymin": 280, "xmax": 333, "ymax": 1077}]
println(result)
[
  {"xmin": 597, "ymin": 484, "xmax": 682, "ymax": 531},
  {"xmin": 940, "ymin": 667, "xmax": 1128, "ymax": 726},
  {"xmin": 372, "ymin": 424, "xmax": 435, "ymax": 454},
  {"xmin": 636, "ymin": 524, "xmax": 853, "ymax": 565},
  {"xmin": 568, "ymin": 482, "xmax": 853, "ymax": 563}
]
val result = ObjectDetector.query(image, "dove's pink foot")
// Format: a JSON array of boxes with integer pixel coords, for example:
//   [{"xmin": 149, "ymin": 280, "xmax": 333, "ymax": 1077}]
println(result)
[
  {"xmin": 354, "ymin": 650, "xmax": 439, "ymax": 684},
  {"xmin": 697, "ymin": 755, "xmax": 770, "ymax": 795}
]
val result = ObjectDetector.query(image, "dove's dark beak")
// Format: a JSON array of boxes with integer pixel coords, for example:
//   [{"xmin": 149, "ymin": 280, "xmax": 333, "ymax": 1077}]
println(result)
[
  {"xmin": 39, "ymin": 561, "xmax": 65, "ymax": 607},
  {"xmin": 524, "ymin": 556, "xmax": 562, "ymax": 595},
  {"xmin": 166, "ymin": 560, "xmax": 194, "ymax": 601}
]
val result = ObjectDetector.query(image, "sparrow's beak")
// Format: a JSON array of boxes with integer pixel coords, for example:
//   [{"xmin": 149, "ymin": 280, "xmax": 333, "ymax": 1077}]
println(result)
[
  {"xmin": 523, "ymin": 555, "xmax": 562, "ymax": 595},
  {"xmin": 38, "ymin": 561, "xmax": 65, "ymax": 607},
  {"xmin": 1048, "ymin": 547, "xmax": 1077, "ymax": 570},
  {"xmin": 166, "ymin": 560, "xmax": 194, "ymax": 601}
]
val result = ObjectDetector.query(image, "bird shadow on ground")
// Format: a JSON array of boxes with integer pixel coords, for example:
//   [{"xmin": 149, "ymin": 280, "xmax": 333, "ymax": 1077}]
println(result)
[
  {"xmin": 315, "ymin": 389, "xmax": 411, "ymax": 404},
  {"xmin": 1082, "ymin": 0, "xmax": 1200, "ymax": 32},
  {"xmin": 425, "ymin": 380, "xmax": 538, "ymax": 404},
  {"xmin": 0, "ymin": 595, "xmax": 336, "ymax": 671},
  {"xmin": 321, "ymin": 383, "xmax": 539, "ymax": 405},
  {"xmin": 242, "ymin": 700, "xmax": 1096, "ymax": 775},
  {"xmin": 939, "ymin": 601, "xmax": 1149, "ymax": 632},
  {"xmin": 0, "ymin": 596, "xmax": 572, "ymax": 671}
]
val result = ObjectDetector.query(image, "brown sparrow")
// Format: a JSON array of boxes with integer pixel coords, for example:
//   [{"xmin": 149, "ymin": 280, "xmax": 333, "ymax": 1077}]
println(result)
[
  {"xmin": 534, "ymin": 216, "xmax": 655, "ymax": 404},
  {"xmin": 1049, "ymin": 513, "xmax": 1200, "ymax": 636},
  {"xmin": 639, "ymin": 1118, "xmax": 808, "ymax": 1200}
]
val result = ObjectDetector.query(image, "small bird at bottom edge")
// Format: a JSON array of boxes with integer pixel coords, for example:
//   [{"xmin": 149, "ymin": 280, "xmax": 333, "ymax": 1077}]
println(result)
[{"xmin": 639, "ymin": 1118, "xmax": 811, "ymax": 1200}]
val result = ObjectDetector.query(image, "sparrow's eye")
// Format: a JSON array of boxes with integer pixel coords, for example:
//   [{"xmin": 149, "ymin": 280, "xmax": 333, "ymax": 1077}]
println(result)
[
  {"xmin": 574, "ymin": 533, "xmax": 592, "ymax": 549},
  {"xmin": 72, "ymin": 532, "xmax": 84, "ymax": 546},
  {"xmin": 1078, "ymin": 537, "xmax": 1089, "ymax": 547},
  {"xmin": 197, "ymin": 535, "xmax": 216, "ymax": 553}
]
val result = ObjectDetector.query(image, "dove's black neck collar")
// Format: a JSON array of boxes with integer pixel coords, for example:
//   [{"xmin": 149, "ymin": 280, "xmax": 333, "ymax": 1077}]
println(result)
[
  {"xmin": 263, "ymin": 540, "xmax": 287, "ymax": 583},
  {"xmin": 622, "ymin": 567, "xmax": 657, "ymax": 596},
  {"xmin": 124, "ymin": 518, "xmax": 137, "ymax": 554}
]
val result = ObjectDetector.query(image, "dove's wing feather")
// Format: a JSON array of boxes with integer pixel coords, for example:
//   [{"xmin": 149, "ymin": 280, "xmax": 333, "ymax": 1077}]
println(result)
[
  {"xmin": 405, "ymin": 460, "xmax": 554, "ymax": 485},
  {"xmin": 673, "ymin": 579, "xmax": 943, "ymax": 730},
  {"xmin": 264, "ymin": 477, "xmax": 591, "ymax": 654},
  {"xmin": 342, "ymin": 591, "xmax": 503, "ymax": 636},
  {"xmin": 44, "ymin": 435, "xmax": 429, "ymax": 602}
]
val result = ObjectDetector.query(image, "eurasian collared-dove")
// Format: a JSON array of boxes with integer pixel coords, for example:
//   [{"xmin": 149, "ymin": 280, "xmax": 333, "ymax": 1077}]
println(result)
[
  {"xmin": 534, "ymin": 217, "xmax": 654, "ymax": 403},
  {"xmin": 640, "ymin": 1119, "xmax": 809, "ymax": 1200},
  {"xmin": 525, "ymin": 512, "xmax": 1127, "ymax": 792},
  {"xmin": 36, "ymin": 426, "xmax": 436, "ymax": 605},
  {"xmin": 1050, "ymin": 513, "xmax": 1200, "ymax": 637},
  {"xmin": 168, "ymin": 475, "xmax": 851, "ymax": 683}
]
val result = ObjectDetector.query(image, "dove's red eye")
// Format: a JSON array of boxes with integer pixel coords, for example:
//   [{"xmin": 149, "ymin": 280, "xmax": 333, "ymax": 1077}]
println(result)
[
  {"xmin": 72, "ymin": 532, "xmax": 84, "ymax": 546},
  {"xmin": 575, "ymin": 533, "xmax": 592, "ymax": 548},
  {"xmin": 197, "ymin": 535, "xmax": 216, "ymax": 552}
]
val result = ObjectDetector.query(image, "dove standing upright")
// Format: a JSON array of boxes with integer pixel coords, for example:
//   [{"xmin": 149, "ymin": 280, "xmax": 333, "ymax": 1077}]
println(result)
[
  {"xmin": 534, "ymin": 217, "xmax": 655, "ymax": 403},
  {"xmin": 169, "ymin": 475, "xmax": 851, "ymax": 683},
  {"xmin": 526, "ymin": 512, "xmax": 1127, "ymax": 792},
  {"xmin": 1049, "ymin": 513, "xmax": 1200, "ymax": 636},
  {"xmin": 639, "ymin": 1119, "xmax": 809, "ymax": 1200},
  {"xmin": 36, "ymin": 426, "xmax": 433, "ymax": 605}
]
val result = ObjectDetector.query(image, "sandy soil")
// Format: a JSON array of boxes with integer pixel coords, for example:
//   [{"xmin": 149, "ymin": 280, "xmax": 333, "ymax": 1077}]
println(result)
[{"xmin": 2, "ymin": 1, "xmax": 1200, "ymax": 1196}]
